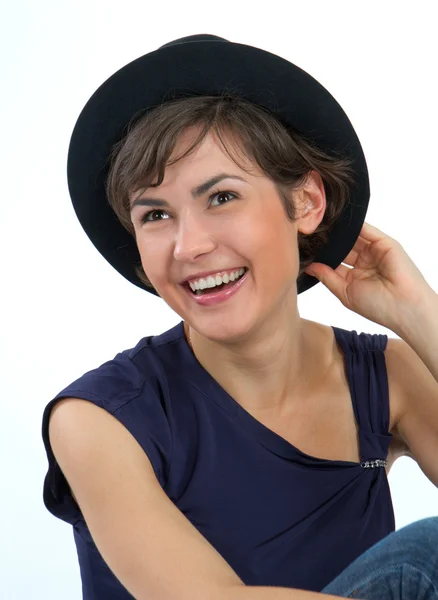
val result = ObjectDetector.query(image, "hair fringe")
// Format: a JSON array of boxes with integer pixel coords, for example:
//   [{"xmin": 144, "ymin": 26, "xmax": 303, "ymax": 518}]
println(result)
[{"xmin": 106, "ymin": 94, "xmax": 355, "ymax": 292}]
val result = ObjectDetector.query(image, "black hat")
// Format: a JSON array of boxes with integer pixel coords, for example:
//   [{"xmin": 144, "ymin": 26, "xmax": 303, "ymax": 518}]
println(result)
[{"xmin": 67, "ymin": 33, "xmax": 369, "ymax": 296}]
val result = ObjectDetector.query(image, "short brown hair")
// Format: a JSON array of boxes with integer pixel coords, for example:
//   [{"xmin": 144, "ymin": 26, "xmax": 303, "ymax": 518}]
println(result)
[{"xmin": 106, "ymin": 94, "xmax": 355, "ymax": 292}]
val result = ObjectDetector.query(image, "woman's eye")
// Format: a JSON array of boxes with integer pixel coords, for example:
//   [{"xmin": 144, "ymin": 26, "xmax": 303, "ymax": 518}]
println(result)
[
  {"xmin": 140, "ymin": 209, "xmax": 168, "ymax": 224},
  {"xmin": 210, "ymin": 190, "xmax": 236, "ymax": 206},
  {"xmin": 139, "ymin": 191, "xmax": 236, "ymax": 224}
]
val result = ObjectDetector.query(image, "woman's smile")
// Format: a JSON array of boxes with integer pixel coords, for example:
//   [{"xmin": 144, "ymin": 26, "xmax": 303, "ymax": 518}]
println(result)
[{"xmin": 182, "ymin": 266, "xmax": 250, "ymax": 306}]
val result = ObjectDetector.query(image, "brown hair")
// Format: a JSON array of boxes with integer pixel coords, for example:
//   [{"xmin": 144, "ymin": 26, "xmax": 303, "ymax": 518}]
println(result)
[{"xmin": 106, "ymin": 94, "xmax": 355, "ymax": 292}]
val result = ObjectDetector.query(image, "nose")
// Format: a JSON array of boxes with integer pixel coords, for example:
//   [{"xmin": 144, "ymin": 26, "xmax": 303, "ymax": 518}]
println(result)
[{"xmin": 173, "ymin": 214, "xmax": 217, "ymax": 262}]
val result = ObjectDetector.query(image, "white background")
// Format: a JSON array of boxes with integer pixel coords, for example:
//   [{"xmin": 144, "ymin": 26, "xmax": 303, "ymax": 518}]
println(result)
[{"xmin": 2, "ymin": 1, "xmax": 438, "ymax": 598}]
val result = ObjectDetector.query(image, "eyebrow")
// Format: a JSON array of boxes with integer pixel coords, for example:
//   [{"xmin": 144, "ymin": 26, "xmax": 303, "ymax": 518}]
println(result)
[{"xmin": 129, "ymin": 172, "xmax": 247, "ymax": 211}]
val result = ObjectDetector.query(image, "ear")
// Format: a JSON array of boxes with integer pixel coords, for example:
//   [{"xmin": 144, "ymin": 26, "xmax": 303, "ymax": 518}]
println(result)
[{"xmin": 296, "ymin": 171, "xmax": 326, "ymax": 234}]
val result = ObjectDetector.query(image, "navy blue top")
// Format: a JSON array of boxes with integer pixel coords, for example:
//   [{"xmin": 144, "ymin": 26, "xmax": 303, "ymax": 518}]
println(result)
[{"xmin": 42, "ymin": 321, "xmax": 395, "ymax": 598}]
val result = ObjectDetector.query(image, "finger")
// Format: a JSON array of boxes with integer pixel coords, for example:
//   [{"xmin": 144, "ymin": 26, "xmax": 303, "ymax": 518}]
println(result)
[
  {"xmin": 311, "ymin": 263, "xmax": 348, "ymax": 304},
  {"xmin": 358, "ymin": 222, "xmax": 386, "ymax": 243},
  {"xmin": 334, "ymin": 263, "xmax": 353, "ymax": 280},
  {"xmin": 342, "ymin": 237, "xmax": 369, "ymax": 266},
  {"xmin": 342, "ymin": 247, "xmax": 360, "ymax": 267}
]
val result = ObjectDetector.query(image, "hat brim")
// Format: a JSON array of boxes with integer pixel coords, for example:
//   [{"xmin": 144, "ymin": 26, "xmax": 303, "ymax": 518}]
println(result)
[{"xmin": 67, "ymin": 37, "xmax": 369, "ymax": 296}]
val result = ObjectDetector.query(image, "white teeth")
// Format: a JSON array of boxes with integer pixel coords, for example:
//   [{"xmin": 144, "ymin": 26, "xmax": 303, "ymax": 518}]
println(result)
[{"xmin": 188, "ymin": 268, "xmax": 246, "ymax": 292}]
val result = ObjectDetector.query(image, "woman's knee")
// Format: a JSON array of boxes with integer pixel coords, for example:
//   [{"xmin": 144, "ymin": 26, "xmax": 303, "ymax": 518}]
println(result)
[
  {"xmin": 396, "ymin": 516, "xmax": 438, "ymax": 545},
  {"xmin": 390, "ymin": 517, "xmax": 438, "ymax": 568},
  {"xmin": 350, "ymin": 517, "xmax": 438, "ymax": 574},
  {"xmin": 320, "ymin": 518, "xmax": 438, "ymax": 598}
]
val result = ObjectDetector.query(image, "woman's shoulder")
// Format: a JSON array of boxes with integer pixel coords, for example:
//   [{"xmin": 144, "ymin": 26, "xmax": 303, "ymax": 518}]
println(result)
[
  {"xmin": 49, "ymin": 321, "xmax": 187, "ymax": 412},
  {"xmin": 42, "ymin": 329, "xmax": 182, "ymax": 525},
  {"xmin": 304, "ymin": 318, "xmax": 389, "ymax": 354},
  {"xmin": 51, "ymin": 341, "xmax": 153, "ymax": 412}
]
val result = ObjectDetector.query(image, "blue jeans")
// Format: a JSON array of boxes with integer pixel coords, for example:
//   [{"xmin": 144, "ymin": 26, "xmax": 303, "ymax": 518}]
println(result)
[{"xmin": 320, "ymin": 517, "xmax": 438, "ymax": 599}]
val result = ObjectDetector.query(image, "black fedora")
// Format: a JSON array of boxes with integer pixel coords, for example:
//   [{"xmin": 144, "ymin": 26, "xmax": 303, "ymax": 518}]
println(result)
[{"xmin": 67, "ymin": 33, "xmax": 370, "ymax": 296}]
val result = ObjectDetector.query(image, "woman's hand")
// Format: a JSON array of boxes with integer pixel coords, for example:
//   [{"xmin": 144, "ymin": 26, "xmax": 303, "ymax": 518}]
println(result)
[{"xmin": 304, "ymin": 222, "xmax": 434, "ymax": 333}]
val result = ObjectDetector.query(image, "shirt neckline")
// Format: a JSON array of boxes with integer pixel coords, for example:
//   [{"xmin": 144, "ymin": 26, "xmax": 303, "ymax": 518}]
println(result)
[{"xmin": 176, "ymin": 321, "xmax": 362, "ymax": 468}]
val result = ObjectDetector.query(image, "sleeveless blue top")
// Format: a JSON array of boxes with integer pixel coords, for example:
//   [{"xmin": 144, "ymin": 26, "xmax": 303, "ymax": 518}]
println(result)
[{"xmin": 42, "ymin": 321, "xmax": 395, "ymax": 598}]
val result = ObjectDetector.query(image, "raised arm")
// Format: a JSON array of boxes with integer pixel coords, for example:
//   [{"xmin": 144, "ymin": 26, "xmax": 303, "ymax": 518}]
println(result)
[{"xmin": 48, "ymin": 398, "xmax": 346, "ymax": 600}]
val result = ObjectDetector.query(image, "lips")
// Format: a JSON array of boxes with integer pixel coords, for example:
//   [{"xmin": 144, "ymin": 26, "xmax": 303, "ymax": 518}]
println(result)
[
  {"xmin": 185, "ymin": 267, "xmax": 248, "ymax": 294},
  {"xmin": 182, "ymin": 267, "xmax": 249, "ymax": 307},
  {"xmin": 182, "ymin": 267, "xmax": 247, "ymax": 286},
  {"xmin": 186, "ymin": 276, "xmax": 237, "ymax": 295}
]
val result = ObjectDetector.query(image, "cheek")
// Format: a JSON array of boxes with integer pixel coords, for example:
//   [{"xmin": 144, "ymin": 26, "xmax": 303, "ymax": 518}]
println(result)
[
  {"xmin": 250, "ymin": 222, "xmax": 298, "ymax": 281},
  {"xmin": 136, "ymin": 237, "xmax": 149, "ymax": 264},
  {"xmin": 250, "ymin": 216, "xmax": 293, "ymax": 256},
  {"xmin": 136, "ymin": 238, "xmax": 167, "ymax": 281}
]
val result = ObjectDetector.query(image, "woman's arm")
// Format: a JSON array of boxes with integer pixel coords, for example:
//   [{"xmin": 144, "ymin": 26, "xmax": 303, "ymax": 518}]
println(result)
[{"xmin": 49, "ymin": 398, "xmax": 348, "ymax": 600}]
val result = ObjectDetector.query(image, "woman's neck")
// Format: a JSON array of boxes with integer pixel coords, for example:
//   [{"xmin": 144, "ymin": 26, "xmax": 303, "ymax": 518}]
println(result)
[{"xmin": 184, "ymin": 316, "xmax": 334, "ymax": 418}]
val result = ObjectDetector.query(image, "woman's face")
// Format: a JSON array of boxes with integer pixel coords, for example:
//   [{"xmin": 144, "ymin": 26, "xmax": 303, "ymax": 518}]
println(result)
[{"xmin": 129, "ymin": 128, "xmax": 323, "ymax": 342}]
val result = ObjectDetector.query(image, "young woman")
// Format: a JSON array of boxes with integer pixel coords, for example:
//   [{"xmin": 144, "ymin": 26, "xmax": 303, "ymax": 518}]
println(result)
[{"xmin": 42, "ymin": 34, "xmax": 438, "ymax": 600}]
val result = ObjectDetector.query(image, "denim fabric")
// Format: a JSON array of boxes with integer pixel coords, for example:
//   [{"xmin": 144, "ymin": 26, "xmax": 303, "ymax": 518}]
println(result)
[{"xmin": 320, "ymin": 517, "xmax": 438, "ymax": 598}]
